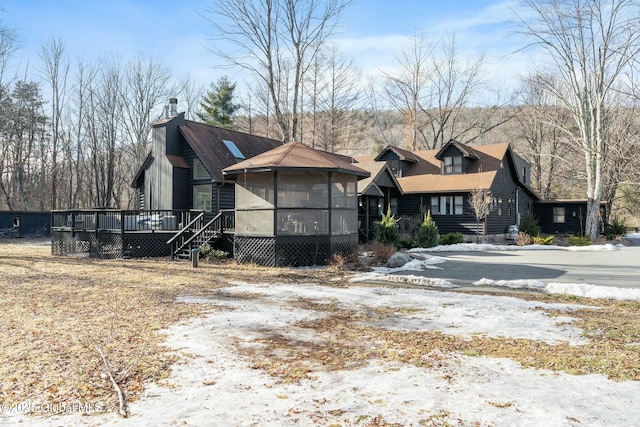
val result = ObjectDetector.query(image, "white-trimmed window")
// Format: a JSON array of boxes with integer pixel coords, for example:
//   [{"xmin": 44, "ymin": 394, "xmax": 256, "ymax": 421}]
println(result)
[
  {"xmin": 443, "ymin": 156, "xmax": 462, "ymax": 174},
  {"xmin": 553, "ymin": 207, "xmax": 565, "ymax": 223},
  {"xmin": 432, "ymin": 195, "xmax": 463, "ymax": 215}
]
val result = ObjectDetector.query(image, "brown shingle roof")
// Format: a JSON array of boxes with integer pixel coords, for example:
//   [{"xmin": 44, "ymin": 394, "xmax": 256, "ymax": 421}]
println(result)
[
  {"xmin": 398, "ymin": 171, "xmax": 497, "ymax": 194},
  {"xmin": 355, "ymin": 161, "xmax": 402, "ymax": 195},
  {"xmin": 222, "ymin": 141, "xmax": 370, "ymax": 178},
  {"xmin": 179, "ymin": 121, "xmax": 283, "ymax": 181},
  {"xmin": 166, "ymin": 155, "xmax": 189, "ymax": 169},
  {"xmin": 355, "ymin": 143, "xmax": 515, "ymax": 194}
]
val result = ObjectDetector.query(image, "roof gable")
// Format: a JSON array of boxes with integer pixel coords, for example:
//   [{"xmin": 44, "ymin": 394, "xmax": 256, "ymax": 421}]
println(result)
[
  {"xmin": 374, "ymin": 145, "xmax": 419, "ymax": 163},
  {"xmin": 434, "ymin": 140, "xmax": 480, "ymax": 161},
  {"xmin": 355, "ymin": 161, "xmax": 403, "ymax": 195}
]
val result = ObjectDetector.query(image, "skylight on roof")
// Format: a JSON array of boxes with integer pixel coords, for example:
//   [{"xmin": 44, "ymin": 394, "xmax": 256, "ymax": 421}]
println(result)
[{"xmin": 223, "ymin": 139, "xmax": 245, "ymax": 160}]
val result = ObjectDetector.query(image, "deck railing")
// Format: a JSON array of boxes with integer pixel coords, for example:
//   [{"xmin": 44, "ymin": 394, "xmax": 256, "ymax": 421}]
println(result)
[{"xmin": 51, "ymin": 209, "xmax": 201, "ymax": 233}]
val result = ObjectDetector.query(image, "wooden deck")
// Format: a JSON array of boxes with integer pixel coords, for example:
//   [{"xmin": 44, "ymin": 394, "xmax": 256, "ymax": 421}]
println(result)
[{"xmin": 51, "ymin": 209, "xmax": 203, "ymax": 258}]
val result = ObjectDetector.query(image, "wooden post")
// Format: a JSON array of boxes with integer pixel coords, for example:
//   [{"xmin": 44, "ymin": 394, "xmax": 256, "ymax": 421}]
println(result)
[{"xmin": 191, "ymin": 248, "xmax": 200, "ymax": 268}]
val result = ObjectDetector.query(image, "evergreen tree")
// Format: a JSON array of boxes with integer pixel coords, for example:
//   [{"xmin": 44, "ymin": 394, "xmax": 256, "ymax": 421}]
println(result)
[
  {"xmin": 196, "ymin": 76, "xmax": 240, "ymax": 128},
  {"xmin": 375, "ymin": 206, "xmax": 399, "ymax": 246},
  {"xmin": 414, "ymin": 210, "xmax": 439, "ymax": 248}
]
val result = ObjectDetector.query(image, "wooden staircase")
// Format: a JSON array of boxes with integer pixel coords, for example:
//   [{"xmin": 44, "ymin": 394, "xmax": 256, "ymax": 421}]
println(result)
[{"xmin": 167, "ymin": 210, "xmax": 234, "ymax": 260}]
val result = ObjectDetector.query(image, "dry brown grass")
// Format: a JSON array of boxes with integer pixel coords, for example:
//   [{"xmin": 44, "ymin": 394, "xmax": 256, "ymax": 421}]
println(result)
[
  {"xmin": 0, "ymin": 240, "xmax": 350, "ymax": 414},
  {"xmin": 236, "ymin": 293, "xmax": 640, "ymax": 384},
  {"xmin": 2, "ymin": 240, "xmax": 640, "ymax": 418}
]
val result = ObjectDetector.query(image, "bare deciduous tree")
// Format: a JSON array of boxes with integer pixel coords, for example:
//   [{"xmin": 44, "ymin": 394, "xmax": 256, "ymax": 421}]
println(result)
[
  {"xmin": 468, "ymin": 186, "xmax": 495, "ymax": 243},
  {"xmin": 39, "ymin": 36, "xmax": 69, "ymax": 210},
  {"xmin": 305, "ymin": 43, "xmax": 361, "ymax": 153},
  {"xmin": 121, "ymin": 56, "xmax": 172, "ymax": 168},
  {"xmin": 0, "ymin": 17, "xmax": 18, "ymax": 84},
  {"xmin": 381, "ymin": 32, "xmax": 432, "ymax": 150},
  {"xmin": 201, "ymin": 0, "xmax": 352, "ymax": 142},
  {"xmin": 380, "ymin": 33, "xmax": 511, "ymax": 150},
  {"xmin": 515, "ymin": 73, "xmax": 573, "ymax": 199},
  {"xmin": 176, "ymin": 75, "xmax": 205, "ymax": 121},
  {"xmin": 516, "ymin": 0, "xmax": 640, "ymax": 241},
  {"xmin": 85, "ymin": 58, "xmax": 124, "ymax": 208}
]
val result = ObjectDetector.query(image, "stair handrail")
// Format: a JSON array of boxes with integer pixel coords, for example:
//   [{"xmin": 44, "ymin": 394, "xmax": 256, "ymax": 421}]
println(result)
[
  {"xmin": 166, "ymin": 211, "xmax": 205, "ymax": 245},
  {"xmin": 177, "ymin": 211, "xmax": 223, "ymax": 253}
]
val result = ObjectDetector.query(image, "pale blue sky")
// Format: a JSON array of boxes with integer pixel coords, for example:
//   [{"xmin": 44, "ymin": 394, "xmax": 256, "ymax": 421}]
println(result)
[{"xmin": 0, "ymin": 0, "xmax": 534, "ymax": 97}]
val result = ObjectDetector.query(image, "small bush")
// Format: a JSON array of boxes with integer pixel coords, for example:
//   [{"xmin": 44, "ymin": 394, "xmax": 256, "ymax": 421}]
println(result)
[
  {"xmin": 438, "ymin": 232, "xmax": 464, "ymax": 245},
  {"xmin": 520, "ymin": 215, "xmax": 541, "ymax": 237},
  {"xmin": 200, "ymin": 243, "xmax": 229, "ymax": 262},
  {"xmin": 397, "ymin": 238, "xmax": 414, "ymax": 249},
  {"xmin": 375, "ymin": 206, "xmax": 399, "ymax": 247},
  {"xmin": 532, "ymin": 235, "xmax": 555, "ymax": 245},
  {"xmin": 568, "ymin": 235, "xmax": 592, "ymax": 246},
  {"xmin": 515, "ymin": 232, "xmax": 531, "ymax": 246},
  {"xmin": 605, "ymin": 217, "xmax": 626, "ymax": 240},
  {"xmin": 413, "ymin": 210, "xmax": 439, "ymax": 248}
]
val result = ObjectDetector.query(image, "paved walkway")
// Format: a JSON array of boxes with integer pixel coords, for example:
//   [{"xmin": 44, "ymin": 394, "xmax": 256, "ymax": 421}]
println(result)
[{"xmin": 407, "ymin": 247, "xmax": 640, "ymax": 289}]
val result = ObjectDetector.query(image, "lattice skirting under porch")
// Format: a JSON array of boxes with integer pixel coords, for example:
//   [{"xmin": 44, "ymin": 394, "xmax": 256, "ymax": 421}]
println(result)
[
  {"xmin": 51, "ymin": 230, "xmax": 172, "ymax": 258},
  {"xmin": 234, "ymin": 234, "xmax": 358, "ymax": 267}
]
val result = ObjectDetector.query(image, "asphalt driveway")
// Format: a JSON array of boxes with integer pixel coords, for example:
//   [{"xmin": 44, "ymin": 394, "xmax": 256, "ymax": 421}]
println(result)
[{"xmin": 405, "ymin": 246, "xmax": 640, "ymax": 289}]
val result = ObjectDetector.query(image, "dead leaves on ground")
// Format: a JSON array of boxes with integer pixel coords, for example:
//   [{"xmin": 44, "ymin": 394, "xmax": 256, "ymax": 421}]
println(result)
[
  {"xmin": 235, "ymin": 293, "xmax": 640, "ymax": 384},
  {"xmin": 0, "ymin": 243, "xmax": 222, "ymax": 413},
  {"xmin": 2, "ymin": 241, "xmax": 640, "ymax": 419}
]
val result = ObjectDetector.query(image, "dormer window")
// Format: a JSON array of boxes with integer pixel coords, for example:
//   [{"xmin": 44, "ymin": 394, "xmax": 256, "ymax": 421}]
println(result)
[{"xmin": 443, "ymin": 156, "xmax": 462, "ymax": 174}]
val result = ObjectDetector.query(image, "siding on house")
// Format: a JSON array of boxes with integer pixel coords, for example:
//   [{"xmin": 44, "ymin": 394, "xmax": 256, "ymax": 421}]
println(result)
[
  {"xmin": 218, "ymin": 183, "xmax": 235, "ymax": 211},
  {"xmin": 0, "ymin": 211, "xmax": 51, "ymax": 237},
  {"xmin": 145, "ymin": 112, "xmax": 187, "ymax": 210},
  {"xmin": 486, "ymin": 153, "xmax": 523, "ymax": 235},
  {"xmin": 533, "ymin": 200, "xmax": 595, "ymax": 235}
]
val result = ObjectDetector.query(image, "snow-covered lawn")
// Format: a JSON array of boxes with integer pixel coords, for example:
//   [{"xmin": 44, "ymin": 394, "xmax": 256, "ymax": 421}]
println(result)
[{"xmin": 3, "ymin": 242, "xmax": 639, "ymax": 426}]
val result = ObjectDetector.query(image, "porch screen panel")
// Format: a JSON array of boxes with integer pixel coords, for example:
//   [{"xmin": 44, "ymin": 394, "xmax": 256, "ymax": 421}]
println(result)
[
  {"xmin": 331, "ymin": 174, "xmax": 357, "ymax": 208},
  {"xmin": 235, "ymin": 210, "xmax": 274, "ymax": 236},
  {"xmin": 277, "ymin": 209, "xmax": 328, "ymax": 235},
  {"xmin": 277, "ymin": 171, "xmax": 328, "ymax": 208},
  {"xmin": 236, "ymin": 172, "xmax": 274, "ymax": 209},
  {"xmin": 332, "ymin": 209, "xmax": 357, "ymax": 234}
]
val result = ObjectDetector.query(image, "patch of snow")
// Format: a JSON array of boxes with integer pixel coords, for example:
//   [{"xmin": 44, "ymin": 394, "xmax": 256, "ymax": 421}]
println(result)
[
  {"xmin": 351, "ymin": 273, "xmax": 454, "ymax": 287},
  {"xmin": 7, "ymin": 281, "xmax": 637, "ymax": 427},
  {"xmin": 474, "ymin": 279, "xmax": 640, "ymax": 302},
  {"xmin": 370, "ymin": 256, "xmax": 447, "ymax": 274},
  {"xmin": 546, "ymin": 282, "xmax": 640, "ymax": 301},
  {"xmin": 408, "ymin": 242, "xmax": 623, "ymax": 252},
  {"xmin": 473, "ymin": 278, "xmax": 547, "ymax": 291}
]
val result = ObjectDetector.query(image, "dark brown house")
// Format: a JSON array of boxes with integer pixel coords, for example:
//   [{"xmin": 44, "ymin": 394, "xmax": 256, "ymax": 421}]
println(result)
[
  {"xmin": 132, "ymin": 99, "xmax": 283, "ymax": 216},
  {"xmin": 533, "ymin": 199, "xmax": 607, "ymax": 235},
  {"xmin": 356, "ymin": 140, "xmax": 539, "ymax": 239}
]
